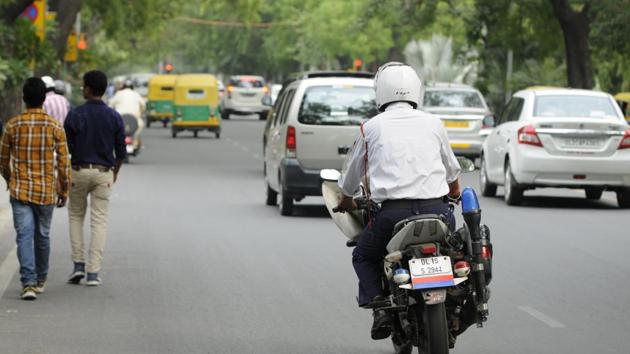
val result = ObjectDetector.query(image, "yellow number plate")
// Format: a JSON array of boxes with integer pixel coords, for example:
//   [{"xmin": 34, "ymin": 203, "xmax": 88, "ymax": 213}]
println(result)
[{"xmin": 443, "ymin": 120, "xmax": 470, "ymax": 128}]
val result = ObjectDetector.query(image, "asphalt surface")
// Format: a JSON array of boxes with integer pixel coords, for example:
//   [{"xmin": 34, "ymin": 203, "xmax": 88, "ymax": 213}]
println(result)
[{"xmin": 0, "ymin": 117, "xmax": 629, "ymax": 354}]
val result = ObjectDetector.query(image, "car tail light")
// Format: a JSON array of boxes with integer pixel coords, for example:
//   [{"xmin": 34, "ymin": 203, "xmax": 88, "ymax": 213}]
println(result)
[
  {"xmin": 124, "ymin": 136, "xmax": 132, "ymax": 145},
  {"xmin": 518, "ymin": 125, "xmax": 543, "ymax": 147},
  {"xmin": 420, "ymin": 244, "xmax": 437, "ymax": 255},
  {"xmin": 286, "ymin": 126, "xmax": 296, "ymax": 157},
  {"xmin": 618, "ymin": 128, "xmax": 630, "ymax": 149}
]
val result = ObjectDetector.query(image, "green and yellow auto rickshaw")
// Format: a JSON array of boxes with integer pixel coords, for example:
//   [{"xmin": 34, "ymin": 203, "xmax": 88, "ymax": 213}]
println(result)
[
  {"xmin": 146, "ymin": 74, "xmax": 177, "ymax": 128},
  {"xmin": 614, "ymin": 92, "xmax": 630, "ymax": 122},
  {"xmin": 172, "ymin": 74, "xmax": 221, "ymax": 138}
]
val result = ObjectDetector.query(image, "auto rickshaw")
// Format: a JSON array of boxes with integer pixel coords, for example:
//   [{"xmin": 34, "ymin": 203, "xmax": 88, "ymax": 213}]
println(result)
[
  {"xmin": 172, "ymin": 74, "xmax": 221, "ymax": 138},
  {"xmin": 614, "ymin": 92, "xmax": 630, "ymax": 122},
  {"xmin": 146, "ymin": 74, "xmax": 177, "ymax": 128}
]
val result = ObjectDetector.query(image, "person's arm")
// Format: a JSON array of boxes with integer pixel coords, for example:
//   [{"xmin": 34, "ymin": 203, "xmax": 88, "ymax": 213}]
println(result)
[
  {"xmin": 0, "ymin": 123, "xmax": 12, "ymax": 188},
  {"xmin": 437, "ymin": 122, "xmax": 462, "ymax": 198},
  {"xmin": 335, "ymin": 130, "xmax": 366, "ymax": 212},
  {"xmin": 54, "ymin": 124, "xmax": 70, "ymax": 207},
  {"xmin": 63, "ymin": 110, "xmax": 76, "ymax": 155},
  {"xmin": 112, "ymin": 112, "xmax": 127, "ymax": 182}
]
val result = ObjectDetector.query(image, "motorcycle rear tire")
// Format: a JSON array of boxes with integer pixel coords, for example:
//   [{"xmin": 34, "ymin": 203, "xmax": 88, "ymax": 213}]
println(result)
[{"xmin": 418, "ymin": 302, "xmax": 449, "ymax": 354}]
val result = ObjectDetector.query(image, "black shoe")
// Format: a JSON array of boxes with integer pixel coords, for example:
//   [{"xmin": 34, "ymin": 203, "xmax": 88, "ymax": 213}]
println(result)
[
  {"xmin": 363, "ymin": 295, "xmax": 390, "ymax": 309},
  {"xmin": 68, "ymin": 262, "xmax": 85, "ymax": 284},
  {"xmin": 371, "ymin": 309, "xmax": 392, "ymax": 340}
]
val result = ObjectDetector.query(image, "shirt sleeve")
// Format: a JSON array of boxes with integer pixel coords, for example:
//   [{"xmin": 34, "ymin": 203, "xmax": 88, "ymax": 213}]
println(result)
[
  {"xmin": 0, "ymin": 123, "xmax": 12, "ymax": 184},
  {"xmin": 338, "ymin": 130, "xmax": 366, "ymax": 197},
  {"xmin": 113, "ymin": 111, "xmax": 127, "ymax": 161},
  {"xmin": 63, "ymin": 110, "xmax": 76, "ymax": 154},
  {"xmin": 54, "ymin": 124, "xmax": 70, "ymax": 197},
  {"xmin": 437, "ymin": 123, "xmax": 461, "ymax": 183}
]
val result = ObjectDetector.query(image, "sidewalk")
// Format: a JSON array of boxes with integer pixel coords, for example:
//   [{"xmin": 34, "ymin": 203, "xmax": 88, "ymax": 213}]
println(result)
[{"xmin": 0, "ymin": 187, "xmax": 13, "ymax": 260}]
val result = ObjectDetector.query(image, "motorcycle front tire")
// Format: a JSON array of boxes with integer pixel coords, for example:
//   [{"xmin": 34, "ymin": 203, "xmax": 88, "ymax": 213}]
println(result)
[{"xmin": 417, "ymin": 302, "xmax": 449, "ymax": 354}]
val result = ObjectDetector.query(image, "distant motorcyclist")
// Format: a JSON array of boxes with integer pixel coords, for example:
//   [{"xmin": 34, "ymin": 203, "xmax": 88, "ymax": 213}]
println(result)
[
  {"xmin": 335, "ymin": 62, "xmax": 462, "ymax": 340},
  {"xmin": 108, "ymin": 79, "xmax": 145, "ymax": 145},
  {"xmin": 42, "ymin": 75, "xmax": 71, "ymax": 125}
]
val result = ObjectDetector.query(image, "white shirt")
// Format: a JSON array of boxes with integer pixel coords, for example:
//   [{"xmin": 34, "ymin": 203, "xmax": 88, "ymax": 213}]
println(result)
[
  {"xmin": 108, "ymin": 88, "xmax": 145, "ymax": 118},
  {"xmin": 338, "ymin": 102, "xmax": 461, "ymax": 203}
]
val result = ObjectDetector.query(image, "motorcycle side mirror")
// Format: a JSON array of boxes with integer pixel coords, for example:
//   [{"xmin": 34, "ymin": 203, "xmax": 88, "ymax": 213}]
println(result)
[
  {"xmin": 457, "ymin": 157, "xmax": 475, "ymax": 173},
  {"xmin": 320, "ymin": 169, "xmax": 341, "ymax": 182}
]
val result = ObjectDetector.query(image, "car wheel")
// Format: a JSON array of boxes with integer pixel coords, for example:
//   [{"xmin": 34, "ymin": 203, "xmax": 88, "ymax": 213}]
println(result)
[
  {"xmin": 585, "ymin": 187, "xmax": 603, "ymax": 200},
  {"xmin": 221, "ymin": 109, "xmax": 230, "ymax": 120},
  {"xmin": 278, "ymin": 182, "xmax": 293, "ymax": 216},
  {"xmin": 504, "ymin": 161, "xmax": 523, "ymax": 206},
  {"xmin": 266, "ymin": 183, "xmax": 277, "ymax": 206},
  {"xmin": 259, "ymin": 112, "xmax": 267, "ymax": 121},
  {"xmin": 479, "ymin": 156, "xmax": 497, "ymax": 197},
  {"xmin": 617, "ymin": 188, "xmax": 630, "ymax": 208}
]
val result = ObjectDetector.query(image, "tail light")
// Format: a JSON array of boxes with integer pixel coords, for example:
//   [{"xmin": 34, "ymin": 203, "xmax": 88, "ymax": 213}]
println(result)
[
  {"xmin": 518, "ymin": 125, "xmax": 543, "ymax": 147},
  {"xmin": 454, "ymin": 261, "xmax": 471, "ymax": 277},
  {"xmin": 619, "ymin": 128, "xmax": 630, "ymax": 149},
  {"xmin": 420, "ymin": 243, "xmax": 437, "ymax": 255},
  {"xmin": 481, "ymin": 245, "xmax": 491, "ymax": 259},
  {"xmin": 286, "ymin": 126, "xmax": 296, "ymax": 157},
  {"xmin": 124, "ymin": 136, "xmax": 132, "ymax": 145}
]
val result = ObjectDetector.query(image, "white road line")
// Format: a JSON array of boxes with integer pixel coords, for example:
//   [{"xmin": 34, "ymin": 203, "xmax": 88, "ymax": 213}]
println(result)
[
  {"xmin": 518, "ymin": 305, "xmax": 566, "ymax": 328},
  {"xmin": 0, "ymin": 247, "xmax": 18, "ymax": 300}
]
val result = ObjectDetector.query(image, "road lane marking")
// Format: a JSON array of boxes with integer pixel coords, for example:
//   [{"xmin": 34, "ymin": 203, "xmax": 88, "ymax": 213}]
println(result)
[
  {"xmin": 0, "ymin": 247, "xmax": 18, "ymax": 300},
  {"xmin": 518, "ymin": 305, "xmax": 565, "ymax": 328}
]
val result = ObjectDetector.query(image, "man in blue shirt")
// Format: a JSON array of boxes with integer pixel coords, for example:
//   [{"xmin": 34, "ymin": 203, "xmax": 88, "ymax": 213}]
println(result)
[{"xmin": 64, "ymin": 70, "xmax": 126, "ymax": 286}]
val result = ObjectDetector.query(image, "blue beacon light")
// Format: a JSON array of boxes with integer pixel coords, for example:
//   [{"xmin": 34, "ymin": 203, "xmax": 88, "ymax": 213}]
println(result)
[{"xmin": 461, "ymin": 187, "xmax": 480, "ymax": 214}]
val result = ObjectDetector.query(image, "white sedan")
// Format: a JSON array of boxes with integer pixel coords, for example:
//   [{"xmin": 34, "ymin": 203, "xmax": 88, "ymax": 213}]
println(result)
[{"xmin": 479, "ymin": 87, "xmax": 630, "ymax": 207}]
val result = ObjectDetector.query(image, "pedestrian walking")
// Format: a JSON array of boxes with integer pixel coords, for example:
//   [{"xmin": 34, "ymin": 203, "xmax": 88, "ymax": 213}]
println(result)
[
  {"xmin": 64, "ymin": 70, "xmax": 126, "ymax": 286},
  {"xmin": 42, "ymin": 76, "xmax": 71, "ymax": 125},
  {"xmin": 0, "ymin": 77, "xmax": 70, "ymax": 300}
]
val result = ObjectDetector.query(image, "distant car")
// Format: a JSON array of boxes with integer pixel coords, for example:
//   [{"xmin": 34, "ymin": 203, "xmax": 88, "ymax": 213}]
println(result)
[
  {"xmin": 263, "ymin": 71, "xmax": 377, "ymax": 216},
  {"xmin": 421, "ymin": 83, "xmax": 494, "ymax": 158},
  {"xmin": 221, "ymin": 75, "xmax": 269, "ymax": 120},
  {"xmin": 480, "ymin": 87, "xmax": 630, "ymax": 207}
]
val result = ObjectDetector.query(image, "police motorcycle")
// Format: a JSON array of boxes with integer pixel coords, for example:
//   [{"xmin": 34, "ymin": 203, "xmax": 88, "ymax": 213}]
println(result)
[{"xmin": 320, "ymin": 158, "xmax": 492, "ymax": 354}]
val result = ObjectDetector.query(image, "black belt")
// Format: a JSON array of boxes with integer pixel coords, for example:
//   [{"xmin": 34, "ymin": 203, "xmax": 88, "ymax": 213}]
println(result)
[
  {"xmin": 72, "ymin": 164, "xmax": 111, "ymax": 172},
  {"xmin": 381, "ymin": 197, "xmax": 447, "ymax": 210}
]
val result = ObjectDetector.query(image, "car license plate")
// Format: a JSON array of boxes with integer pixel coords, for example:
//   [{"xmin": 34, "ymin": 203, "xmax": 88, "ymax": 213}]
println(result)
[
  {"xmin": 443, "ymin": 120, "xmax": 469, "ymax": 128},
  {"xmin": 409, "ymin": 256, "xmax": 455, "ymax": 290},
  {"xmin": 560, "ymin": 137, "xmax": 605, "ymax": 148}
]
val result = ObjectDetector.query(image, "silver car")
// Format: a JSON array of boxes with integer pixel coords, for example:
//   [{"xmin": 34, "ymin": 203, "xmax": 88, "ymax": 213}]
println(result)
[
  {"xmin": 221, "ymin": 75, "xmax": 270, "ymax": 120},
  {"xmin": 421, "ymin": 83, "xmax": 494, "ymax": 158},
  {"xmin": 480, "ymin": 87, "xmax": 630, "ymax": 207}
]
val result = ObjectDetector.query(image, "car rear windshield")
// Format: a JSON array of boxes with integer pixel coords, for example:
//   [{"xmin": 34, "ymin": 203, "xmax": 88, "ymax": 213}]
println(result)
[
  {"xmin": 534, "ymin": 95, "xmax": 620, "ymax": 119},
  {"xmin": 230, "ymin": 76, "xmax": 265, "ymax": 88},
  {"xmin": 298, "ymin": 85, "xmax": 377, "ymax": 125},
  {"xmin": 423, "ymin": 90, "xmax": 485, "ymax": 108}
]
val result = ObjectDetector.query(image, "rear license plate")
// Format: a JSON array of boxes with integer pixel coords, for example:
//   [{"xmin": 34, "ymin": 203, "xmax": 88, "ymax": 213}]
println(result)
[
  {"xmin": 409, "ymin": 256, "xmax": 455, "ymax": 290},
  {"xmin": 560, "ymin": 137, "xmax": 605, "ymax": 148},
  {"xmin": 443, "ymin": 120, "xmax": 469, "ymax": 128}
]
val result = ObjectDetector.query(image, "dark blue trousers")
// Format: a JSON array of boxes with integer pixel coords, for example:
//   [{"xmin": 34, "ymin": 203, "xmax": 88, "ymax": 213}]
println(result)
[{"xmin": 352, "ymin": 201, "xmax": 455, "ymax": 306}]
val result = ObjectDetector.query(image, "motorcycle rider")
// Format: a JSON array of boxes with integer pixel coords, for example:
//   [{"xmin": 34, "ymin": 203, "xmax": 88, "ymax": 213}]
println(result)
[
  {"xmin": 108, "ymin": 79, "xmax": 145, "ymax": 148},
  {"xmin": 335, "ymin": 62, "xmax": 462, "ymax": 340}
]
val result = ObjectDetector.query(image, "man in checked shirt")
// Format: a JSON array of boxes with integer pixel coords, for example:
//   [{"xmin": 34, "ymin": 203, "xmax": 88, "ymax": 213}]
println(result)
[{"xmin": 0, "ymin": 77, "xmax": 70, "ymax": 300}]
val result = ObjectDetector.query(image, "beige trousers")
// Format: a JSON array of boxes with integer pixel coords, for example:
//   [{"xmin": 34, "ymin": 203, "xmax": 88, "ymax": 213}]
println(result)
[{"xmin": 68, "ymin": 168, "xmax": 114, "ymax": 273}]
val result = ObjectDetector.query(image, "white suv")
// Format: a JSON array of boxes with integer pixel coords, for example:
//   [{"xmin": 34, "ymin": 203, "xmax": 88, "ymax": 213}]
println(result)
[
  {"xmin": 221, "ymin": 75, "xmax": 269, "ymax": 120},
  {"xmin": 480, "ymin": 87, "xmax": 630, "ymax": 207},
  {"xmin": 263, "ymin": 72, "xmax": 377, "ymax": 216}
]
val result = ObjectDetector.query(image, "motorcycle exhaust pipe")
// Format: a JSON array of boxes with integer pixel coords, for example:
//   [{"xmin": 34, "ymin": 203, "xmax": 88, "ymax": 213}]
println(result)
[{"xmin": 461, "ymin": 187, "xmax": 489, "ymax": 327}]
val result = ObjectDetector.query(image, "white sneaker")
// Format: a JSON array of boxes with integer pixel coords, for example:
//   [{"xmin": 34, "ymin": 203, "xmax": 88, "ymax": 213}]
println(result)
[
  {"xmin": 21, "ymin": 286, "xmax": 37, "ymax": 300},
  {"xmin": 34, "ymin": 280, "xmax": 46, "ymax": 294}
]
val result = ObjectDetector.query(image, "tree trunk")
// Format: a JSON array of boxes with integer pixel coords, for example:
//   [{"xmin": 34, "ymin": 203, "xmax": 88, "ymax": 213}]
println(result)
[
  {"xmin": 0, "ymin": 0, "xmax": 33, "ymax": 23},
  {"xmin": 550, "ymin": 0, "xmax": 594, "ymax": 89},
  {"xmin": 49, "ymin": 0, "xmax": 83, "ymax": 61}
]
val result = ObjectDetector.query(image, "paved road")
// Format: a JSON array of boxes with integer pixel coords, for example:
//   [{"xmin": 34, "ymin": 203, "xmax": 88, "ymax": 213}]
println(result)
[{"xmin": 1, "ymin": 118, "xmax": 628, "ymax": 354}]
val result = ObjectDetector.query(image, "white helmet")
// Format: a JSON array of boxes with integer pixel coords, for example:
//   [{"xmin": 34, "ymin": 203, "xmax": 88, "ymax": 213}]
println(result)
[
  {"xmin": 41, "ymin": 76, "xmax": 55, "ymax": 90},
  {"xmin": 374, "ymin": 62, "xmax": 424, "ymax": 112}
]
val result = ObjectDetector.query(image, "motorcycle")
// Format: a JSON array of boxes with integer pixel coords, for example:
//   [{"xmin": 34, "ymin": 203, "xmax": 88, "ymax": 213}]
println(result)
[
  {"xmin": 121, "ymin": 114, "xmax": 141, "ymax": 163},
  {"xmin": 320, "ymin": 158, "xmax": 492, "ymax": 354}
]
